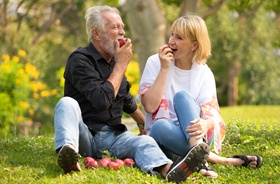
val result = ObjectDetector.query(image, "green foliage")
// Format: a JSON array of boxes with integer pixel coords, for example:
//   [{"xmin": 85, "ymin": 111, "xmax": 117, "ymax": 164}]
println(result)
[
  {"xmin": 0, "ymin": 51, "xmax": 58, "ymax": 137},
  {"xmin": 207, "ymin": 3, "xmax": 280, "ymax": 105},
  {"xmin": 265, "ymin": 0, "xmax": 280, "ymax": 13},
  {"xmin": 161, "ymin": 0, "xmax": 181, "ymax": 6},
  {"xmin": 228, "ymin": 0, "xmax": 264, "ymax": 11},
  {"xmin": 0, "ymin": 106, "xmax": 279, "ymax": 183}
]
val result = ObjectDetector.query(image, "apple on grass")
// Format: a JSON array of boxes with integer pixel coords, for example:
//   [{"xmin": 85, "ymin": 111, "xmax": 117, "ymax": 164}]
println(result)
[
  {"xmin": 98, "ymin": 157, "xmax": 111, "ymax": 168},
  {"xmin": 114, "ymin": 158, "xmax": 125, "ymax": 167},
  {"xmin": 123, "ymin": 158, "xmax": 135, "ymax": 167},
  {"xmin": 84, "ymin": 157, "xmax": 98, "ymax": 169},
  {"xmin": 108, "ymin": 161, "xmax": 119, "ymax": 170}
]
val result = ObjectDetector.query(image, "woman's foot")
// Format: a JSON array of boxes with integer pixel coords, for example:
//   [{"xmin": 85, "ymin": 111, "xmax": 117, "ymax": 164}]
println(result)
[
  {"xmin": 231, "ymin": 154, "xmax": 263, "ymax": 168},
  {"xmin": 199, "ymin": 164, "xmax": 218, "ymax": 178}
]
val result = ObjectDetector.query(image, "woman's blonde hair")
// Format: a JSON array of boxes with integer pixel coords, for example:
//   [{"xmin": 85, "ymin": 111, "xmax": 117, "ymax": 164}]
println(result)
[{"xmin": 171, "ymin": 13, "xmax": 211, "ymax": 64}]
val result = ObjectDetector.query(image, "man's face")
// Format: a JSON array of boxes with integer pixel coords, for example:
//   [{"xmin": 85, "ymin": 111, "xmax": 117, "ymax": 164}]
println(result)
[{"xmin": 100, "ymin": 12, "xmax": 125, "ymax": 56}]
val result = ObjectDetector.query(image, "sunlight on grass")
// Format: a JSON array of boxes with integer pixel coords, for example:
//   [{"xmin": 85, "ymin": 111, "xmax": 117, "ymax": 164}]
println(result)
[
  {"xmin": 0, "ymin": 106, "xmax": 279, "ymax": 183},
  {"xmin": 221, "ymin": 105, "xmax": 280, "ymax": 124}
]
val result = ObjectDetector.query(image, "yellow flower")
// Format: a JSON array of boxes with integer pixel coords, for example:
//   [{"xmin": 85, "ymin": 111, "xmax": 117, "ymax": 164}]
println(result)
[
  {"xmin": 29, "ymin": 109, "xmax": 34, "ymax": 115},
  {"xmin": 18, "ymin": 50, "xmax": 27, "ymax": 57},
  {"xmin": 30, "ymin": 81, "xmax": 46, "ymax": 92},
  {"xmin": 40, "ymin": 90, "xmax": 50, "ymax": 97},
  {"xmin": 2, "ymin": 54, "xmax": 10, "ymax": 62},
  {"xmin": 51, "ymin": 89, "xmax": 58, "ymax": 95},
  {"xmin": 1, "ymin": 62, "xmax": 11, "ymax": 73},
  {"xmin": 12, "ymin": 56, "xmax": 20, "ymax": 63},
  {"xmin": 25, "ymin": 63, "xmax": 39, "ymax": 79},
  {"xmin": 130, "ymin": 83, "xmax": 139, "ymax": 97},
  {"xmin": 59, "ymin": 77, "xmax": 65, "ymax": 87},
  {"xmin": 33, "ymin": 93, "xmax": 39, "ymax": 99},
  {"xmin": 19, "ymin": 101, "xmax": 29, "ymax": 109},
  {"xmin": 17, "ymin": 115, "xmax": 24, "ymax": 122}
]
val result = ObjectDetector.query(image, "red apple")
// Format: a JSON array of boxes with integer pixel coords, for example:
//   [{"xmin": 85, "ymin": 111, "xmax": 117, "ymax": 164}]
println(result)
[
  {"xmin": 84, "ymin": 157, "xmax": 98, "ymax": 169},
  {"xmin": 164, "ymin": 45, "xmax": 173, "ymax": 53},
  {"xmin": 98, "ymin": 157, "xmax": 111, "ymax": 168},
  {"xmin": 118, "ymin": 38, "xmax": 125, "ymax": 47},
  {"xmin": 123, "ymin": 158, "xmax": 135, "ymax": 167},
  {"xmin": 108, "ymin": 161, "xmax": 119, "ymax": 170},
  {"xmin": 114, "ymin": 158, "xmax": 125, "ymax": 167},
  {"xmin": 88, "ymin": 160, "xmax": 98, "ymax": 169}
]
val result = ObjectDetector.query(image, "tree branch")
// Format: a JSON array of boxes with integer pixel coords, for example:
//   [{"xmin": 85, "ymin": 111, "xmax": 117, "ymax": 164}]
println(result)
[
  {"xmin": 201, "ymin": 0, "xmax": 226, "ymax": 19},
  {"xmin": 32, "ymin": 0, "xmax": 74, "ymax": 45}
]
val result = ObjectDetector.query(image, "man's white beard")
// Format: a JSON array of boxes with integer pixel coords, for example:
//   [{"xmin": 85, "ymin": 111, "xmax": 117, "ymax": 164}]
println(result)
[{"xmin": 102, "ymin": 34, "xmax": 115, "ymax": 57}]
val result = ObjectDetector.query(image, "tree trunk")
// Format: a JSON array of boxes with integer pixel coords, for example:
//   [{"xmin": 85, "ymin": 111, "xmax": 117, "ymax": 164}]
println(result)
[
  {"xmin": 123, "ymin": 0, "xmax": 166, "ymax": 74},
  {"xmin": 179, "ymin": 0, "xmax": 200, "ymax": 16},
  {"xmin": 227, "ymin": 61, "xmax": 240, "ymax": 106}
]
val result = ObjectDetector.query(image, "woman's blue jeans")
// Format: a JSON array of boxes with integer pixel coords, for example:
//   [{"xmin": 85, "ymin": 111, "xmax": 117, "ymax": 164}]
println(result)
[
  {"xmin": 149, "ymin": 91, "xmax": 206, "ymax": 157},
  {"xmin": 54, "ymin": 97, "xmax": 171, "ymax": 173}
]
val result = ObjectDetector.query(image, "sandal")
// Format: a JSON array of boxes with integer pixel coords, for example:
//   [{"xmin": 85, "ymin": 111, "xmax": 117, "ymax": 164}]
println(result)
[
  {"xmin": 199, "ymin": 165, "xmax": 218, "ymax": 179},
  {"xmin": 232, "ymin": 154, "xmax": 263, "ymax": 168}
]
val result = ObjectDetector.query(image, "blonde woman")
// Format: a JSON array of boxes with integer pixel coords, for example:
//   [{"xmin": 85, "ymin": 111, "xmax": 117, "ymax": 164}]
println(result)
[{"xmin": 139, "ymin": 14, "xmax": 262, "ymax": 178}]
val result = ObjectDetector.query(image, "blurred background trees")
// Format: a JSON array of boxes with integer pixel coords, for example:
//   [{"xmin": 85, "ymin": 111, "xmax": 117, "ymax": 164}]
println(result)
[{"xmin": 0, "ymin": 0, "xmax": 279, "ymax": 137}]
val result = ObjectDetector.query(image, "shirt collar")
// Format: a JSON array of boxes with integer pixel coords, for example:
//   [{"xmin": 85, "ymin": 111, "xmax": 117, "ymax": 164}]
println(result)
[{"xmin": 86, "ymin": 42, "xmax": 115, "ymax": 66}]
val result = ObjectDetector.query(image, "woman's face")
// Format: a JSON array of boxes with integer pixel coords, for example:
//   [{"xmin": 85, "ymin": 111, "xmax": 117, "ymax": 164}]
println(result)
[{"xmin": 168, "ymin": 29, "xmax": 197, "ymax": 60}]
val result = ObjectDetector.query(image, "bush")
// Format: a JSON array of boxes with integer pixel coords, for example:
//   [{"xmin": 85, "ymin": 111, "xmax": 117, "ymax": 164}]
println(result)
[{"xmin": 0, "ymin": 51, "xmax": 57, "ymax": 137}]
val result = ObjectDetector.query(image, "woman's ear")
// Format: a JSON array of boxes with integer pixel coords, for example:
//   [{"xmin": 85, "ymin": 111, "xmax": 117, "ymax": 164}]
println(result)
[{"xmin": 192, "ymin": 41, "xmax": 198, "ymax": 51}]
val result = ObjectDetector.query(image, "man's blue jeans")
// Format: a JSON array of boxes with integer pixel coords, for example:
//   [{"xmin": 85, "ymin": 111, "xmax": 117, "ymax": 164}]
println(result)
[{"xmin": 54, "ymin": 97, "xmax": 171, "ymax": 173}]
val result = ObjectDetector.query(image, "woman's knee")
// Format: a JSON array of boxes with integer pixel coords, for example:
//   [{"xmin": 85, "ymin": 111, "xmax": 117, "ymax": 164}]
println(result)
[{"xmin": 174, "ymin": 91, "xmax": 192, "ymax": 103}]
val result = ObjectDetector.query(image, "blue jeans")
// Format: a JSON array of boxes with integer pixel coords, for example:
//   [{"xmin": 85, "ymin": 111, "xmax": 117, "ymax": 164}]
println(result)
[
  {"xmin": 54, "ymin": 97, "xmax": 171, "ymax": 173},
  {"xmin": 149, "ymin": 91, "xmax": 211, "ymax": 157}
]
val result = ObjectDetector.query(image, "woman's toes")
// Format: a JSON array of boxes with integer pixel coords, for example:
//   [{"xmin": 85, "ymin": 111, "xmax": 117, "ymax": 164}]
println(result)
[
  {"xmin": 248, "ymin": 155, "xmax": 258, "ymax": 167},
  {"xmin": 199, "ymin": 169, "xmax": 218, "ymax": 178}
]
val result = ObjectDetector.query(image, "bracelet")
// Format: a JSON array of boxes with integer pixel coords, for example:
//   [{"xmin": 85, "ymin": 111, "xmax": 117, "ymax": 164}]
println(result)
[{"xmin": 137, "ymin": 123, "xmax": 145, "ymax": 129}]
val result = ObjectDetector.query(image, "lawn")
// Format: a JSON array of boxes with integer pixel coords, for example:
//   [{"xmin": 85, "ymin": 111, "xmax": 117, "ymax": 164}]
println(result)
[{"xmin": 0, "ymin": 106, "xmax": 279, "ymax": 184}]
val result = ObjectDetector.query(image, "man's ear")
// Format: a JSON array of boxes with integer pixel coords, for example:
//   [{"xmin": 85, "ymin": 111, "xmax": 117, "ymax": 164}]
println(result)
[{"xmin": 92, "ymin": 29, "xmax": 101, "ymax": 40}]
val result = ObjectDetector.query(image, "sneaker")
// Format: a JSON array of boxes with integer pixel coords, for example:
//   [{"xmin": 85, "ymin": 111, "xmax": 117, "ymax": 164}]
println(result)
[
  {"xmin": 57, "ymin": 144, "xmax": 81, "ymax": 174},
  {"xmin": 166, "ymin": 142, "xmax": 210, "ymax": 183}
]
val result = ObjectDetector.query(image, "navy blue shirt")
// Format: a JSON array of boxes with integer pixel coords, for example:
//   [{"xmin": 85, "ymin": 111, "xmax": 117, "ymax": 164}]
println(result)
[{"xmin": 64, "ymin": 42, "xmax": 137, "ymax": 134}]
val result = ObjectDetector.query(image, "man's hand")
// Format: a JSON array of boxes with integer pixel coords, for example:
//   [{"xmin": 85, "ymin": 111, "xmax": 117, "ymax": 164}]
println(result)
[
  {"xmin": 114, "ymin": 38, "xmax": 133, "ymax": 70},
  {"xmin": 138, "ymin": 127, "xmax": 148, "ymax": 135}
]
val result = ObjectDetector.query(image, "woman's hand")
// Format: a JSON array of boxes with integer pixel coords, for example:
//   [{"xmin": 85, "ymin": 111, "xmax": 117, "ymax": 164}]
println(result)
[
  {"xmin": 158, "ymin": 45, "xmax": 173, "ymax": 70},
  {"xmin": 185, "ymin": 118, "xmax": 213, "ymax": 140}
]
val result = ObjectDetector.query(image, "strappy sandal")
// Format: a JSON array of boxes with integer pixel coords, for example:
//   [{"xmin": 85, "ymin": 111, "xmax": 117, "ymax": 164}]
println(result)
[
  {"xmin": 199, "ymin": 165, "xmax": 218, "ymax": 179},
  {"xmin": 232, "ymin": 154, "xmax": 263, "ymax": 168}
]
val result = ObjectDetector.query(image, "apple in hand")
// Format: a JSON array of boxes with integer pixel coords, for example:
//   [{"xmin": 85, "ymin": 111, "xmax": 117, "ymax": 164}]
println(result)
[
  {"xmin": 123, "ymin": 158, "xmax": 135, "ymax": 167},
  {"xmin": 84, "ymin": 157, "xmax": 98, "ymax": 169},
  {"xmin": 118, "ymin": 38, "xmax": 126, "ymax": 47},
  {"xmin": 164, "ymin": 45, "xmax": 173, "ymax": 54},
  {"xmin": 114, "ymin": 158, "xmax": 125, "ymax": 167},
  {"xmin": 108, "ymin": 161, "xmax": 119, "ymax": 170},
  {"xmin": 98, "ymin": 157, "xmax": 111, "ymax": 168}
]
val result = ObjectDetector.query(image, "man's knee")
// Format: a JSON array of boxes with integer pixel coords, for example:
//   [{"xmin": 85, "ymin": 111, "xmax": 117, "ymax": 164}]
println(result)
[
  {"xmin": 58, "ymin": 96, "xmax": 78, "ymax": 106},
  {"xmin": 56, "ymin": 97, "xmax": 79, "ymax": 110}
]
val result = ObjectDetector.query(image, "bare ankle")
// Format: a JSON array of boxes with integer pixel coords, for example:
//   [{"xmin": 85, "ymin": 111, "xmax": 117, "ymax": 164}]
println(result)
[{"xmin": 154, "ymin": 163, "xmax": 172, "ymax": 177}]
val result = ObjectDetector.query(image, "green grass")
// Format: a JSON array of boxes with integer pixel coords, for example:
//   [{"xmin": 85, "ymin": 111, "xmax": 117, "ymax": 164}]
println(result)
[{"xmin": 0, "ymin": 106, "xmax": 279, "ymax": 184}]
